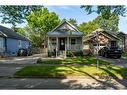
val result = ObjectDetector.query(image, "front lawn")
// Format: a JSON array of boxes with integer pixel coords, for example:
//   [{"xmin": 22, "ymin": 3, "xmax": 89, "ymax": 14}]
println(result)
[
  {"xmin": 38, "ymin": 56, "xmax": 109, "ymax": 65},
  {"xmin": 15, "ymin": 65, "xmax": 127, "ymax": 79}
]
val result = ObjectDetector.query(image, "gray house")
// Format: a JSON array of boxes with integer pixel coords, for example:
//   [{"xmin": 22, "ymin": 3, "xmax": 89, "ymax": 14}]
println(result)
[
  {"xmin": 47, "ymin": 21, "xmax": 83, "ymax": 58},
  {"xmin": 0, "ymin": 25, "xmax": 30, "ymax": 56}
]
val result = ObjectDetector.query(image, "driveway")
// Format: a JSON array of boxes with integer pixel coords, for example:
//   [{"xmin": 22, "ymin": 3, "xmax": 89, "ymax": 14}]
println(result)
[
  {"xmin": 0, "ymin": 54, "xmax": 46, "ymax": 64},
  {"xmin": 99, "ymin": 56, "xmax": 127, "ymax": 68},
  {"xmin": 0, "ymin": 64, "xmax": 24, "ymax": 78},
  {"xmin": 0, "ymin": 53, "xmax": 64, "ymax": 64}
]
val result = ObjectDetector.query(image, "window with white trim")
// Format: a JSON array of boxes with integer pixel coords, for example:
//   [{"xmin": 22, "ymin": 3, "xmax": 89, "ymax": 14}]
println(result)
[
  {"xmin": 71, "ymin": 38, "xmax": 76, "ymax": 45},
  {"xmin": 17, "ymin": 40, "xmax": 22, "ymax": 48}
]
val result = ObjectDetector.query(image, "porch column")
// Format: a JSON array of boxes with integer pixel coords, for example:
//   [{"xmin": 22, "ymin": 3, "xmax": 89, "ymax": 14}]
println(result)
[
  {"xmin": 48, "ymin": 37, "xmax": 49, "ymax": 52},
  {"xmin": 67, "ymin": 37, "xmax": 69, "ymax": 50},
  {"xmin": 46, "ymin": 37, "xmax": 50, "ymax": 56},
  {"xmin": 82, "ymin": 36, "xmax": 83, "ymax": 51},
  {"xmin": 56, "ymin": 37, "xmax": 58, "ymax": 57}
]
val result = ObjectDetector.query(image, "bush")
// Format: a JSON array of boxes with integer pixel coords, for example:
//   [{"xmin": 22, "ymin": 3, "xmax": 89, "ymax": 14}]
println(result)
[
  {"xmin": 67, "ymin": 51, "xmax": 84, "ymax": 57},
  {"xmin": 37, "ymin": 58, "xmax": 42, "ymax": 63},
  {"xmin": 40, "ymin": 60, "xmax": 62, "ymax": 64}
]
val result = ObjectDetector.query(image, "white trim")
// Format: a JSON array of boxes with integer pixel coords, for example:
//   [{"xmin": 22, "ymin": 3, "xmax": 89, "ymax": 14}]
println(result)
[
  {"xmin": 0, "ymin": 31, "xmax": 7, "ymax": 37},
  {"xmin": 18, "ymin": 40, "xmax": 22, "ymax": 48},
  {"xmin": 50, "ymin": 20, "xmax": 81, "ymax": 33}
]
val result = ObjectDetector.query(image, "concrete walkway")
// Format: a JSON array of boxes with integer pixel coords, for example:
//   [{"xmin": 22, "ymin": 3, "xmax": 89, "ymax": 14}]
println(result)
[
  {"xmin": 0, "ymin": 54, "xmax": 43, "ymax": 64},
  {"xmin": 0, "ymin": 77, "xmax": 127, "ymax": 89},
  {"xmin": 0, "ymin": 54, "xmax": 64, "ymax": 64}
]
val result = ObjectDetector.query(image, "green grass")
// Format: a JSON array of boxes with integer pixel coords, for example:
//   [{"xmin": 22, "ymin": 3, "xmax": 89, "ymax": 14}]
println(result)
[
  {"xmin": 15, "ymin": 65, "xmax": 127, "ymax": 79},
  {"xmin": 39, "ymin": 56, "xmax": 109, "ymax": 65}
]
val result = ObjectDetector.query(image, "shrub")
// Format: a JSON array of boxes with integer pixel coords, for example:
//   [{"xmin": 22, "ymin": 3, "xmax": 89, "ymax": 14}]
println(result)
[
  {"xmin": 40, "ymin": 60, "xmax": 62, "ymax": 64},
  {"xmin": 67, "ymin": 50, "xmax": 84, "ymax": 57}
]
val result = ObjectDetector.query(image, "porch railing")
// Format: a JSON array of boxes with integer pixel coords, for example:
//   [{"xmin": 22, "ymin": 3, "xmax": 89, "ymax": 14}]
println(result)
[
  {"xmin": 67, "ymin": 44, "xmax": 82, "ymax": 51},
  {"xmin": 48, "ymin": 43, "xmax": 82, "ymax": 51}
]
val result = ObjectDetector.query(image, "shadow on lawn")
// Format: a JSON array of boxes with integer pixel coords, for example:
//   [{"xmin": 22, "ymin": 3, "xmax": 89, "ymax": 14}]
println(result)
[
  {"xmin": 62, "ymin": 66, "xmax": 127, "ymax": 89},
  {"xmin": 66, "ymin": 67, "xmax": 120, "ymax": 89},
  {"xmin": 58, "ymin": 66, "xmax": 127, "ymax": 89},
  {"xmin": 98, "ymin": 66, "xmax": 127, "ymax": 88}
]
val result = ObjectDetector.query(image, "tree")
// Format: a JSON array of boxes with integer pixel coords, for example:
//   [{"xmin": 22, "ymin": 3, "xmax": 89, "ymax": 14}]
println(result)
[
  {"xmin": 14, "ymin": 26, "xmax": 31, "ymax": 38},
  {"xmin": 94, "ymin": 14, "xmax": 119, "ymax": 31},
  {"xmin": 0, "ymin": 5, "xmax": 42, "ymax": 30},
  {"xmin": 61, "ymin": 18, "xmax": 78, "ymax": 27},
  {"xmin": 81, "ymin": 5, "xmax": 126, "ymax": 19},
  {"xmin": 26, "ymin": 8, "xmax": 60, "ymax": 47},
  {"xmin": 78, "ymin": 14, "xmax": 119, "ymax": 35},
  {"xmin": 68, "ymin": 18, "xmax": 78, "ymax": 27},
  {"xmin": 78, "ymin": 21, "xmax": 99, "ymax": 35}
]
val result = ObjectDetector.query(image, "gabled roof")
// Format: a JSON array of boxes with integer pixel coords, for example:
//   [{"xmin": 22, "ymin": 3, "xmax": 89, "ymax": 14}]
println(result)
[
  {"xmin": 83, "ymin": 28, "xmax": 120, "ymax": 42},
  {"xmin": 109, "ymin": 31, "xmax": 126, "ymax": 37},
  {"xmin": 0, "ymin": 25, "xmax": 30, "ymax": 41},
  {"xmin": 47, "ymin": 20, "xmax": 83, "ymax": 37}
]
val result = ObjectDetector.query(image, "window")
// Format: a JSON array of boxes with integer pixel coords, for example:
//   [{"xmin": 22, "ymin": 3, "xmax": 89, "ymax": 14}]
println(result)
[
  {"xmin": 18, "ymin": 40, "xmax": 22, "ymax": 48},
  {"xmin": 51, "ymin": 38, "xmax": 56, "ymax": 45},
  {"xmin": 111, "ymin": 41, "xmax": 117, "ymax": 47},
  {"xmin": 71, "ymin": 38, "xmax": 76, "ymax": 45}
]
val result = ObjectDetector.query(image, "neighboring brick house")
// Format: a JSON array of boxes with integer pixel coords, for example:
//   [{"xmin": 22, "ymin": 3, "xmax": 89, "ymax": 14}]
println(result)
[{"xmin": 83, "ymin": 28, "xmax": 126, "ymax": 55}]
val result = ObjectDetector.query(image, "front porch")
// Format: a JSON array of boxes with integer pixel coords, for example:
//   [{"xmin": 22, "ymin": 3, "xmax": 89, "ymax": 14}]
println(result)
[{"xmin": 47, "ymin": 37, "xmax": 83, "ymax": 57}]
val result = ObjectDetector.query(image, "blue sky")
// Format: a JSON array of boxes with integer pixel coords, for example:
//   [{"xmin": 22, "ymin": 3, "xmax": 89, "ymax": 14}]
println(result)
[
  {"xmin": 46, "ymin": 6, "xmax": 127, "ymax": 33},
  {"xmin": 0, "ymin": 6, "xmax": 127, "ymax": 33}
]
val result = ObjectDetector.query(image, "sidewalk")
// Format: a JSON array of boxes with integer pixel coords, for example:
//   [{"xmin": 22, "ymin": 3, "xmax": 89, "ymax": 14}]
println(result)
[{"xmin": 0, "ymin": 77, "xmax": 126, "ymax": 89}]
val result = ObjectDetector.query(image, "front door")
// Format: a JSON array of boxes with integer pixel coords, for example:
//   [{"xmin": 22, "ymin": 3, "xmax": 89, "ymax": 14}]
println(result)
[{"xmin": 59, "ymin": 38, "xmax": 65, "ymax": 50}]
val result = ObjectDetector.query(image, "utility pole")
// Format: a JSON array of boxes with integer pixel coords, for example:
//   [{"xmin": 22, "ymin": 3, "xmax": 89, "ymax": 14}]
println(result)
[{"xmin": 96, "ymin": 30, "xmax": 99, "ymax": 69}]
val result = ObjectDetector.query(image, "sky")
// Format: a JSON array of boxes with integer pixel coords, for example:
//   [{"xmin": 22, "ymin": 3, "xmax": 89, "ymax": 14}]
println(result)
[{"xmin": 0, "ymin": 5, "xmax": 127, "ymax": 33}]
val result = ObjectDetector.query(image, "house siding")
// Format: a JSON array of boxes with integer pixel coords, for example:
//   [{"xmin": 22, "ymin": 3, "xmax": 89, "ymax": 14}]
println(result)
[
  {"xmin": 6, "ymin": 38, "xmax": 29, "ymax": 56},
  {"xmin": 0, "ymin": 37, "xmax": 5, "ymax": 53}
]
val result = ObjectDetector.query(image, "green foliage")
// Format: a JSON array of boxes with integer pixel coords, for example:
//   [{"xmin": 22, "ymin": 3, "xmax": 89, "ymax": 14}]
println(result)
[
  {"xmin": 0, "ymin": 5, "xmax": 42, "ymax": 28},
  {"xmin": 66, "ymin": 51, "xmax": 84, "ymax": 57},
  {"xmin": 80, "ymin": 5, "xmax": 125, "ymax": 33},
  {"xmin": 68, "ymin": 18, "xmax": 78, "ymax": 27},
  {"xmin": 78, "ymin": 13, "xmax": 119, "ymax": 35},
  {"xmin": 14, "ymin": 26, "xmax": 30, "ymax": 37},
  {"xmin": 94, "ymin": 14, "xmax": 119, "ymax": 31},
  {"xmin": 78, "ymin": 21, "xmax": 99, "ymax": 35},
  {"xmin": 26, "ymin": 8, "xmax": 60, "ymax": 47},
  {"xmin": 62, "ymin": 18, "xmax": 78, "ymax": 27},
  {"xmin": 81, "ymin": 5, "xmax": 126, "ymax": 19}
]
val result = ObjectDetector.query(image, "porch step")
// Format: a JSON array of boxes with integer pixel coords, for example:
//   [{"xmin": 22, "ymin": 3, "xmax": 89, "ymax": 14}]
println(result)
[{"xmin": 58, "ymin": 51, "xmax": 66, "ymax": 58}]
